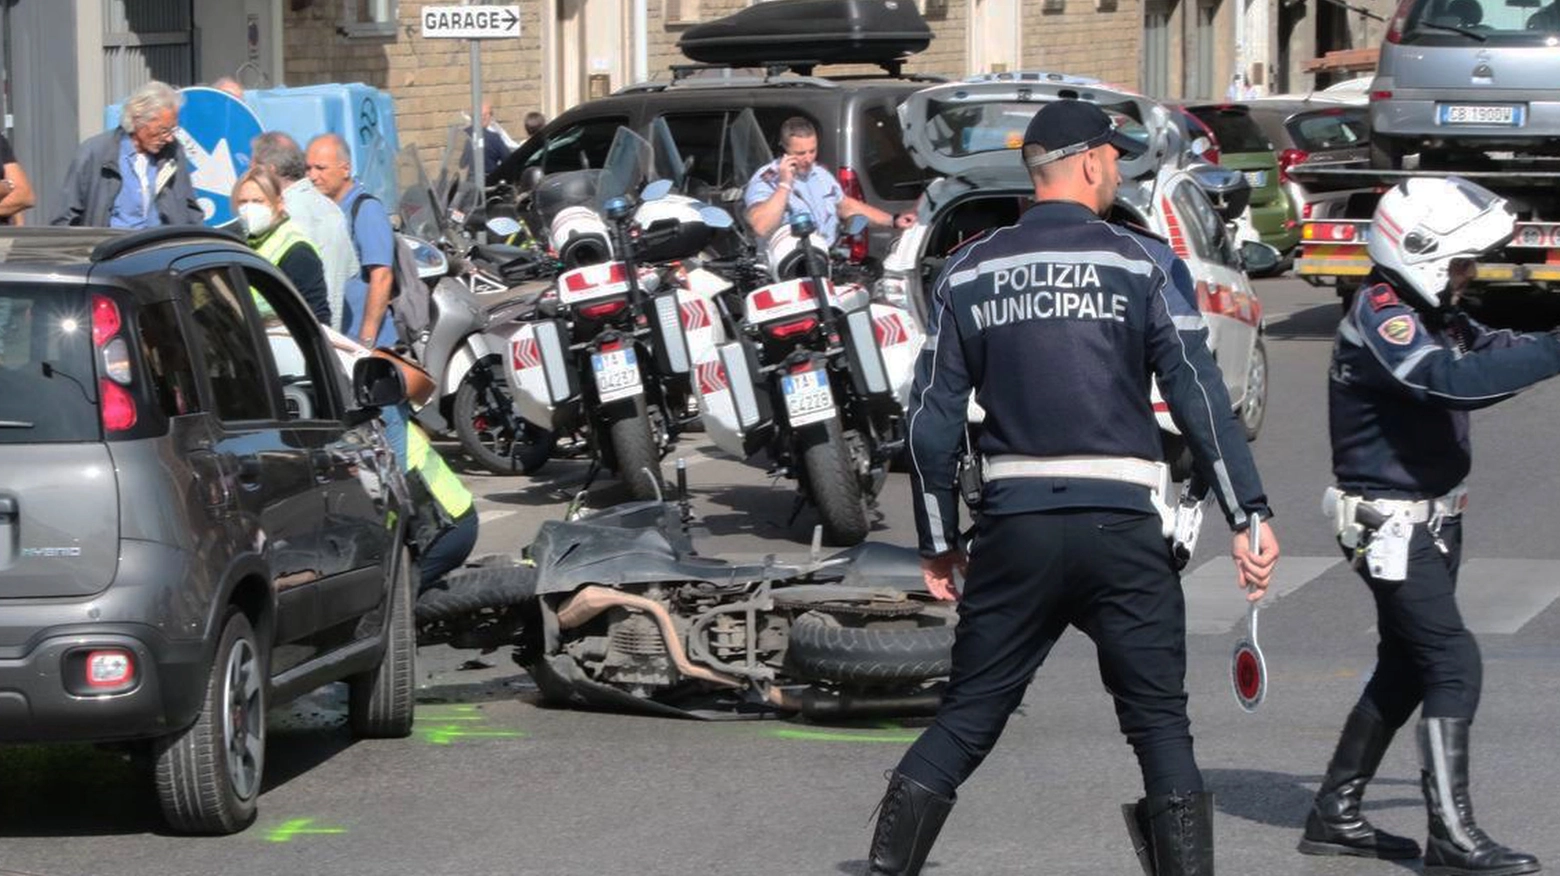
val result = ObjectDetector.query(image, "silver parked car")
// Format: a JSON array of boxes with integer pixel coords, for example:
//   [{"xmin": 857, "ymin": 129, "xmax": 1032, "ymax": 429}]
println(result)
[{"xmin": 1371, "ymin": 0, "xmax": 1560, "ymax": 167}]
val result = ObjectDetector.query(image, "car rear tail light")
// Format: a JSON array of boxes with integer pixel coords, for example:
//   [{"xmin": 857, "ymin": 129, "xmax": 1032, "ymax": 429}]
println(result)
[
  {"xmin": 1304, "ymin": 222, "xmax": 1359, "ymax": 242},
  {"xmin": 835, "ymin": 166, "xmax": 869, "ymax": 264},
  {"xmin": 767, "ymin": 316, "xmax": 820, "ymax": 339},
  {"xmin": 1384, "ymin": 0, "xmax": 1415, "ymax": 42},
  {"xmin": 90, "ymin": 293, "xmax": 137, "ymax": 433},
  {"xmin": 86, "ymin": 649, "xmax": 135, "ymax": 689},
  {"xmin": 579, "ymin": 298, "xmax": 628, "ymax": 320},
  {"xmin": 1278, "ymin": 148, "xmax": 1310, "ymax": 184},
  {"xmin": 101, "ymin": 337, "xmax": 133, "ymax": 383},
  {"xmin": 1303, "ymin": 201, "xmax": 1315, "ymax": 220},
  {"xmin": 1370, "ymin": 90, "xmax": 1394, "ymax": 101},
  {"xmin": 90, "ymin": 294, "xmax": 121, "ymax": 346},
  {"xmin": 99, "ymin": 379, "xmax": 138, "ymax": 431}
]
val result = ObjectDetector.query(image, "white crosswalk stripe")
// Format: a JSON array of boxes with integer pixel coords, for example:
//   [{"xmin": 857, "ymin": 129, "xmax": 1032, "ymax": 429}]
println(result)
[
  {"xmin": 1183, "ymin": 555, "xmax": 1560, "ymax": 637},
  {"xmin": 1182, "ymin": 555, "xmax": 1342, "ymax": 635}
]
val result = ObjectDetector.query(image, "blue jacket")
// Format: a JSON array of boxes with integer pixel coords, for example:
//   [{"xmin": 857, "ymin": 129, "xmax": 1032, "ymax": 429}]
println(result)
[
  {"xmin": 907, "ymin": 200, "xmax": 1270, "ymax": 556},
  {"xmin": 1330, "ymin": 278, "xmax": 1560, "ymax": 498}
]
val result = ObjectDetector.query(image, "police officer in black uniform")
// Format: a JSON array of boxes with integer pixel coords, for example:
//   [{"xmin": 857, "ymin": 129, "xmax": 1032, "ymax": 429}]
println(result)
[
  {"xmin": 1301, "ymin": 176, "xmax": 1557, "ymax": 875},
  {"xmin": 860, "ymin": 100, "xmax": 1280, "ymax": 876}
]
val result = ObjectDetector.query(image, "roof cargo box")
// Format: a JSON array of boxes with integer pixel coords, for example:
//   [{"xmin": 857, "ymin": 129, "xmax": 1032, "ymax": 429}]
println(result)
[{"xmin": 677, "ymin": 0, "xmax": 932, "ymax": 70}]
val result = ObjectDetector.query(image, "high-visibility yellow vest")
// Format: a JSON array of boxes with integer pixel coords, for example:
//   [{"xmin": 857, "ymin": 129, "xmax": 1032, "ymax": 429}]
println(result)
[
  {"xmin": 407, "ymin": 423, "xmax": 474, "ymax": 520},
  {"xmin": 255, "ymin": 218, "xmax": 319, "ymax": 267}
]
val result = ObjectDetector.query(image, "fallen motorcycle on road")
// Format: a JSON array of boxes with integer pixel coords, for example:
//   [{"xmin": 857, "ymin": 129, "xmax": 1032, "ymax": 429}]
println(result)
[{"xmin": 414, "ymin": 495, "xmax": 954, "ymax": 720}]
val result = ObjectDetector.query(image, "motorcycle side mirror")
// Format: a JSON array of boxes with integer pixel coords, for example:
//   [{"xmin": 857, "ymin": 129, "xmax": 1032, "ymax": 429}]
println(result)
[
  {"xmin": 605, "ymin": 196, "xmax": 633, "ymax": 221},
  {"xmin": 789, "ymin": 211, "xmax": 817, "ymax": 237},
  {"xmin": 843, "ymin": 214, "xmax": 869, "ymax": 236},
  {"xmin": 517, "ymin": 165, "xmax": 545, "ymax": 196},
  {"xmin": 486, "ymin": 216, "xmax": 524, "ymax": 238},
  {"xmin": 699, "ymin": 205, "xmax": 734, "ymax": 229},
  {"xmin": 642, "ymin": 179, "xmax": 674, "ymax": 201}
]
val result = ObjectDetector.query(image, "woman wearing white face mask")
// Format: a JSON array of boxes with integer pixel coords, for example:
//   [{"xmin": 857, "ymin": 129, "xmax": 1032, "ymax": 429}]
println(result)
[{"xmin": 232, "ymin": 166, "xmax": 331, "ymax": 323}]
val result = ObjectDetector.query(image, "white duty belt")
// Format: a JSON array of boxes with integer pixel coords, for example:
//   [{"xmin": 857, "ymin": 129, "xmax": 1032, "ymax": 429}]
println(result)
[
  {"xmin": 984, "ymin": 454, "xmax": 1175, "ymax": 537},
  {"xmin": 983, "ymin": 454, "xmax": 1166, "ymax": 490},
  {"xmin": 1323, "ymin": 484, "xmax": 1469, "ymax": 526}
]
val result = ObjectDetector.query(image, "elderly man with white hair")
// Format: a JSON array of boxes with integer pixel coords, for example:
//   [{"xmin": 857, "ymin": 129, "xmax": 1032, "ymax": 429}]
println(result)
[{"xmin": 54, "ymin": 79, "xmax": 203, "ymax": 228}]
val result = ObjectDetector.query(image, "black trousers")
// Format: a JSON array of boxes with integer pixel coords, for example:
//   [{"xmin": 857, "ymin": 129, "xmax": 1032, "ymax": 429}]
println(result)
[
  {"xmin": 1346, "ymin": 517, "xmax": 1481, "ymax": 728},
  {"xmin": 897, "ymin": 509, "xmax": 1202, "ymax": 799}
]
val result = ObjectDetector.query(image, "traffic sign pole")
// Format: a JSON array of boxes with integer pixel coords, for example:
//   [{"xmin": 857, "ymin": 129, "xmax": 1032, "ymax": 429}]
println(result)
[{"xmin": 470, "ymin": 1, "xmax": 485, "ymax": 238}]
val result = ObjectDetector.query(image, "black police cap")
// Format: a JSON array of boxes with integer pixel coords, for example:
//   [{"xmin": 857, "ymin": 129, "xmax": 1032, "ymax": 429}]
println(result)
[{"xmin": 1022, "ymin": 100, "xmax": 1145, "ymax": 168}]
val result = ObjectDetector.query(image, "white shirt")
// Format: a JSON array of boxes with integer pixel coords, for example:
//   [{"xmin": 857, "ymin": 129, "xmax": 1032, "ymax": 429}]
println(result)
[{"xmin": 282, "ymin": 178, "xmax": 360, "ymax": 330}]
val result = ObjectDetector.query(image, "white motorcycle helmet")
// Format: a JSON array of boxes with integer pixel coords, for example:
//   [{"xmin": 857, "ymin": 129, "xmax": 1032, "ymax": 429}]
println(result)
[{"xmin": 1367, "ymin": 176, "xmax": 1516, "ymax": 309}]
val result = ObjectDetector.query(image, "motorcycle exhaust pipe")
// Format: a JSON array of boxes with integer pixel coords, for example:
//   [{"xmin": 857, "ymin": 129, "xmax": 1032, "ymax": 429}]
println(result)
[{"xmin": 790, "ymin": 683, "xmax": 946, "ymax": 720}]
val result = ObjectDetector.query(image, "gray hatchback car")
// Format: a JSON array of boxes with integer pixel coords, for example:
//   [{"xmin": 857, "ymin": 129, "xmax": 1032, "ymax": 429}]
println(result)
[
  {"xmin": 0, "ymin": 226, "xmax": 415, "ymax": 835},
  {"xmin": 1372, "ymin": 0, "xmax": 1560, "ymax": 167}
]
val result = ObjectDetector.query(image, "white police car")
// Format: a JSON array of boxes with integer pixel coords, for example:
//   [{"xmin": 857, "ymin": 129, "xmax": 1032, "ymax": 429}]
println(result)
[{"xmin": 879, "ymin": 72, "xmax": 1280, "ymax": 466}]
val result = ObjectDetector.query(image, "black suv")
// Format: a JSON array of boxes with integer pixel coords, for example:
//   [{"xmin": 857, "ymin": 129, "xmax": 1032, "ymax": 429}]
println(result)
[
  {"xmin": 493, "ymin": 64, "xmax": 943, "ymax": 259},
  {"xmin": 0, "ymin": 227, "xmax": 415, "ymax": 835}
]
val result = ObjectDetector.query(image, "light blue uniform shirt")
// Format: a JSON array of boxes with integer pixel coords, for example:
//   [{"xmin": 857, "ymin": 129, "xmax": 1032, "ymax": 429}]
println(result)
[
  {"xmin": 110, "ymin": 137, "xmax": 160, "ymax": 229},
  {"xmin": 743, "ymin": 158, "xmax": 844, "ymax": 247}
]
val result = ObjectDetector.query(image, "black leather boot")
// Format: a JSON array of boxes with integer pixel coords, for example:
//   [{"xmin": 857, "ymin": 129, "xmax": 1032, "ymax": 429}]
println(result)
[
  {"xmin": 863, "ymin": 771, "xmax": 955, "ymax": 876},
  {"xmin": 1297, "ymin": 707, "xmax": 1421, "ymax": 859},
  {"xmin": 1419, "ymin": 717, "xmax": 1541, "ymax": 876},
  {"xmin": 1123, "ymin": 791, "xmax": 1215, "ymax": 876}
]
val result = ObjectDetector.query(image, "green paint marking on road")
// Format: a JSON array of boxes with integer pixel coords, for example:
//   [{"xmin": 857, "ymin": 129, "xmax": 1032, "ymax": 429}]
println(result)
[
  {"xmin": 416, "ymin": 723, "xmax": 528, "ymax": 746},
  {"xmin": 769, "ymin": 727, "xmax": 922, "ymax": 744},
  {"xmin": 264, "ymin": 817, "xmax": 348, "ymax": 843}
]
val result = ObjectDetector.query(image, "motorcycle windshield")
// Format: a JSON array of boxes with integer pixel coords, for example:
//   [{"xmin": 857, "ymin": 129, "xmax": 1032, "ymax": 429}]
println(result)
[
  {"xmin": 649, "ymin": 116, "xmax": 687, "ymax": 192},
  {"xmin": 396, "ymin": 143, "xmax": 445, "ymax": 243},
  {"xmin": 439, "ymin": 123, "xmax": 486, "ymax": 222},
  {"xmin": 594, "ymin": 126, "xmax": 654, "ymax": 214},
  {"xmin": 729, "ymin": 108, "xmax": 773, "ymax": 188}
]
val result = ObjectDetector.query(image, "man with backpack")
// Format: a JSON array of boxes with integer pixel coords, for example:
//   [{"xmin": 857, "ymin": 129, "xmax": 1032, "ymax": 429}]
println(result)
[{"xmin": 306, "ymin": 133, "xmax": 397, "ymax": 348}]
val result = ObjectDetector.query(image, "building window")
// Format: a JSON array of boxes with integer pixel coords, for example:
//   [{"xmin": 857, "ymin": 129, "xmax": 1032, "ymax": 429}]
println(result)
[
  {"xmin": 340, "ymin": 0, "xmax": 397, "ymax": 38},
  {"xmin": 666, "ymin": 0, "xmax": 701, "ymax": 24}
]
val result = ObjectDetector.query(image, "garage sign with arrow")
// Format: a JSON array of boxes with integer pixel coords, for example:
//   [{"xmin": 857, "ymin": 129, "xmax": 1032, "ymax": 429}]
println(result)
[{"xmin": 421, "ymin": 4, "xmax": 521, "ymax": 39}]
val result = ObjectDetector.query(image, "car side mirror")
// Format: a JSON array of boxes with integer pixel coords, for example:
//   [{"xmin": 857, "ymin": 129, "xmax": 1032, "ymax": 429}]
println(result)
[
  {"xmin": 1190, "ymin": 136, "xmax": 1212, "ymax": 158},
  {"xmin": 1239, "ymin": 240, "xmax": 1283, "ymax": 275},
  {"xmin": 352, "ymin": 356, "xmax": 407, "ymax": 410}
]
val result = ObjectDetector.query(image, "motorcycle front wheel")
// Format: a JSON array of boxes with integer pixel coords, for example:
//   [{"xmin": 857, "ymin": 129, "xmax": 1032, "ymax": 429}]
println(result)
[
  {"xmin": 609, "ymin": 413, "xmax": 664, "ymax": 502},
  {"xmin": 453, "ymin": 362, "xmax": 552, "ymax": 475},
  {"xmin": 799, "ymin": 422, "xmax": 870, "ymax": 546}
]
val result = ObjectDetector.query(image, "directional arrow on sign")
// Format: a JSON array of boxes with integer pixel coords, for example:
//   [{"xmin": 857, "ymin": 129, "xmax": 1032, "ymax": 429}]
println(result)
[{"xmin": 179, "ymin": 132, "xmax": 238, "ymax": 197}]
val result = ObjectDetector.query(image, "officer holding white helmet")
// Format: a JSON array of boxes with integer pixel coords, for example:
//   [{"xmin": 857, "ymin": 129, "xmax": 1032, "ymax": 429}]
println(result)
[{"xmin": 1304, "ymin": 176, "xmax": 1557, "ymax": 874}]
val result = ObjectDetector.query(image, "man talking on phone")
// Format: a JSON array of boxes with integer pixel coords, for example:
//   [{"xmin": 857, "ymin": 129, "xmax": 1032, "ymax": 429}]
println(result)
[{"xmin": 744, "ymin": 116, "xmax": 914, "ymax": 246}]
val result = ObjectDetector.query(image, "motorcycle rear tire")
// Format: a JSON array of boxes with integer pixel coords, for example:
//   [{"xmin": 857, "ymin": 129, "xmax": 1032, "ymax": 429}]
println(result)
[
  {"xmin": 414, "ymin": 565, "xmax": 538, "ymax": 624},
  {"xmin": 800, "ymin": 424, "xmax": 870, "ymax": 546},
  {"xmin": 609, "ymin": 414, "xmax": 664, "ymax": 502},
  {"xmin": 453, "ymin": 363, "xmax": 552, "ymax": 476},
  {"xmin": 784, "ymin": 609, "xmax": 954, "ymax": 683}
]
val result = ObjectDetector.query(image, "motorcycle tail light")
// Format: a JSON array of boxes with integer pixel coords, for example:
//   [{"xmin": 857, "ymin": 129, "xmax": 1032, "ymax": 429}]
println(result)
[
  {"xmin": 788, "ymin": 360, "xmax": 816, "ymax": 375},
  {"xmin": 579, "ymin": 298, "xmax": 628, "ymax": 320},
  {"xmin": 599, "ymin": 339, "xmax": 623, "ymax": 353},
  {"xmin": 766, "ymin": 316, "xmax": 819, "ymax": 339}
]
